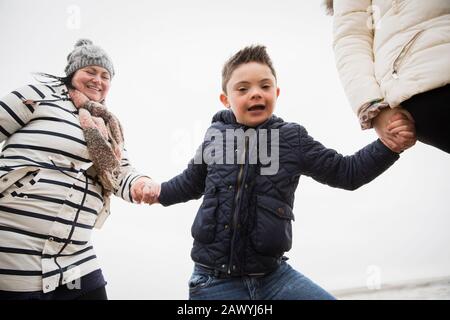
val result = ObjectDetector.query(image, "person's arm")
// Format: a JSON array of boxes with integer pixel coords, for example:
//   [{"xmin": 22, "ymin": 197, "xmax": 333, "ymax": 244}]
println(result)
[
  {"xmin": 333, "ymin": 1, "xmax": 415, "ymax": 151},
  {"xmin": 333, "ymin": 0, "xmax": 385, "ymax": 128},
  {"xmin": 297, "ymin": 125, "xmax": 399, "ymax": 191},
  {"xmin": 114, "ymin": 148, "xmax": 149, "ymax": 203},
  {"xmin": 0, "ymin": 85, "xmax": 44, "ymax": 142},
  {"xmin": 69, "ymin": 88, "xmax": 153, "ymax": 205},
  {"xmin": 158, "ymin": 143, "xmax": 207, "ymax": 206}
]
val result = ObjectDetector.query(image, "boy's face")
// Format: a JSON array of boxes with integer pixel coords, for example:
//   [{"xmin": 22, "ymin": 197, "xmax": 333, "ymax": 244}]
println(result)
[{"xmin": 220, "ymin": 62, "xmax": 279, "ymax": 127}]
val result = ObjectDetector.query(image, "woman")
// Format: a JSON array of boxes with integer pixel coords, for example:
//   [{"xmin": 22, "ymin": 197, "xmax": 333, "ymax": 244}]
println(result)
[
  {"xmin": 327, "ymin": 0, "xmax": 450, "ymax": 153},
  {"xmin": 0, "ymin": 39, "xmax": 154, "ymax": 299}
]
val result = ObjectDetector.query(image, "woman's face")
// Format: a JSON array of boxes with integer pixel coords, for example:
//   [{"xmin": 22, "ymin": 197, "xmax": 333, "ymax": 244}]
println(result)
[{"xmin": 71, "ymin": 66, "xmax": 111, "ymax": 102}]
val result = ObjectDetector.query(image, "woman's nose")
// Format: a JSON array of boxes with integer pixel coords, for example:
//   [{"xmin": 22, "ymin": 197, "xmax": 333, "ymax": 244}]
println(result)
[{"xmin": 91, "ymin": 75, "xmax": 101, "ymax": 84}]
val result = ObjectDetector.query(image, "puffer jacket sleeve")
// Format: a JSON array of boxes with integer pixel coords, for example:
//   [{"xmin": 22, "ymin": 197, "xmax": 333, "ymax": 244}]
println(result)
[
  {"xmin": 0, "ymin": 85, "xmax": 44, "ymax": 142},
  {"xmin": 159, "ymin": 143, "xmax": 207, "ymax": 206},
  {"xmin": 114, "ymin": 147, "xmax": 148, "ymax": 203},
  {"xmin": 333, "ymin": 0, "xmax": 384, "ymax": 115},
  {"xmin": 297, "ymin": 125, "xmax": 399, "ymax": 190}
]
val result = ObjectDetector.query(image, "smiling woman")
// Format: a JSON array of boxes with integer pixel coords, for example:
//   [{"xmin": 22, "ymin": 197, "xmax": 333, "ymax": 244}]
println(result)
[
  {"xmin": 71, "ymin": 66, "xmax": 111, "ymax": 102},
  {"xmin": 0, "ymin": 39, "xmax": 158, "ymax": 300}
]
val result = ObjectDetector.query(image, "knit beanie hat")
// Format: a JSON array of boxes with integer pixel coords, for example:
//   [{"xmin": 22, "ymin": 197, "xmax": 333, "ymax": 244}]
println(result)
[{"xmin": 65, "ymin": 39, "xmax": 115, "ymax": 77}]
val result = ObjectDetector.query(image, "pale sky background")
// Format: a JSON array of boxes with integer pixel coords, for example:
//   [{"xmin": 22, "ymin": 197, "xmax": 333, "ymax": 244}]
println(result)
[{"xmin": 1, "ymin": 0, "xmax": 449, "ymax": 299}]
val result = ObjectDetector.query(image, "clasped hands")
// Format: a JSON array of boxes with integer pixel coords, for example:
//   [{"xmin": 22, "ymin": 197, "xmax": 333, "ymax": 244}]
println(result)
[
  {"xmin": 373, "ymin": 107, "xmax": 417, "ymax": 153},
  {"xmin": 130, "ymin": 177, "xmax": 161, "ymax": 205}
]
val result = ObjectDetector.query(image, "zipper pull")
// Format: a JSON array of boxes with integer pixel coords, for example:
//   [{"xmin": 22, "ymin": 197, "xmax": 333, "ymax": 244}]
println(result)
[
  {"xmin": 392, "ymin": 0, "xmax": 399, "ymax": 14},
  {"xmin": 23, "ymin": 99, "xmax": 37, "ymax": 106},
  {"xmin": 392, "ymin": 71, "xmax": 399, "ymax": 79}
]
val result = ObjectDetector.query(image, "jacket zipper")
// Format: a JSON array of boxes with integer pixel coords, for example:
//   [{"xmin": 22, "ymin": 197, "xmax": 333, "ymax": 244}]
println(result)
[
  {"xmin": 22, "ymin": 97, "xmax": 70, "ymax": 106},
  {"xmin": 227, "ymin": 136, "xmax": 249, "ymax": 275},
  {"xmin": 392, "ymin": 30, "xmax": 424, "ymax": 79}
]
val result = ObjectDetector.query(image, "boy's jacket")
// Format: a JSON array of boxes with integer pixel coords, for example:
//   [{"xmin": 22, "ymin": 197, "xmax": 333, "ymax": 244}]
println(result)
[{"xmin": 159, "ymin": 110, "xmax": 398, "ymax": 276}]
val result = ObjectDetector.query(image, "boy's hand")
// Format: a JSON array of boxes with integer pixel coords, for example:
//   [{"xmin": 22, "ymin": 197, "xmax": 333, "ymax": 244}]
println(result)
[
  {"xmin": 383, "ymin": 112, "xmax": 416, "ymax": 153},
  {"xmin": 131, "ymin": 177, "xmax": 161, "ymax": 205}
]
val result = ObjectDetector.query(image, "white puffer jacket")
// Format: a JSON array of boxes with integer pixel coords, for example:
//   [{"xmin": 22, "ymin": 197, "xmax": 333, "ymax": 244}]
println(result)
[{"xmin": 333, "ymin": 0, "xmax": 450, "ymax": 117}]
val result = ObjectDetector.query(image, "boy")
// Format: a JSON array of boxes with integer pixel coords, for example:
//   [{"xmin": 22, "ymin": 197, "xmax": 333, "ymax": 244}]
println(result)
[{"xmin": 136, "ymin": 46, "xmax": 416, "ymax": 299}]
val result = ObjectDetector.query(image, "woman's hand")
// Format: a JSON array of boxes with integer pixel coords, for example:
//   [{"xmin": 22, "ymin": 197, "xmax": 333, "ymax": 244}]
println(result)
[
  {"xmin": 386, "ymin": 112, "xmax": 417, "ymax": 151},
  {"xmin": 372, "ymin": 107, "xmax": 416, "ymax": 153},
  {"xmin": 131, "ymin": 177, "xmax": 161, "ymax": 205}
]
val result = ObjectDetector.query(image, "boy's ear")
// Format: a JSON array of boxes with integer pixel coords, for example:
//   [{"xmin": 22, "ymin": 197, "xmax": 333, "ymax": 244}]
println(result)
[
  {"xmin": 276, "ymin": 87, "xmax": 280, "ymax": 98},
  {"xmin": 220, "ymin": 93, "xmax": 231, "ymax": 108}
]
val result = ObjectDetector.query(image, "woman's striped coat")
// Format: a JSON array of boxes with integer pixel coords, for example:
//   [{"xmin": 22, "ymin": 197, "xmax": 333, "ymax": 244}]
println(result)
[{"xmin": 0, "ymin": 83, "xmax": 144, "ymax": 292}]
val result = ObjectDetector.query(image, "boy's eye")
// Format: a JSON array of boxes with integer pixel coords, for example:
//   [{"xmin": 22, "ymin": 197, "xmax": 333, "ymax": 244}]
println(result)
[{"xmin": 238, "ymin": 87, "xmax": 248, "ymax": 92}]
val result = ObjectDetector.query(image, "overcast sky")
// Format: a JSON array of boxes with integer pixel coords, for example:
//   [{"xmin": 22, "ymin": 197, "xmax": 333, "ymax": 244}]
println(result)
[{"xmin": 1, "ymin": 0, "xmax": 449, "ymax": 299}]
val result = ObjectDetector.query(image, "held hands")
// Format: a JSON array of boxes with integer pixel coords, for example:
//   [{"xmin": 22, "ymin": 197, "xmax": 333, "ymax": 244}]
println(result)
[
  {"xmin": 372, "ymin": 107, "xmax": 416, "ymax": 153},
  {"xmin": 130, "ymin": 177, "xmax": 161, "ymax": 205}
]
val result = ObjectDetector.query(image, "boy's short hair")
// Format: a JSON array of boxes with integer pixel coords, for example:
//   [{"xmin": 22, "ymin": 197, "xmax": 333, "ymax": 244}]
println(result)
[{"xmin": 221, "ymin": 45, "xmax": 277, "ymax": 93}]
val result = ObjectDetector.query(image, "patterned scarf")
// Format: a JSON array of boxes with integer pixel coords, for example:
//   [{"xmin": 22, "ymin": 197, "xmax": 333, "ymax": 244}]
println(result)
[{"xmin": 69, "ymin": 89, "xmax": 124, "ymax": 196}]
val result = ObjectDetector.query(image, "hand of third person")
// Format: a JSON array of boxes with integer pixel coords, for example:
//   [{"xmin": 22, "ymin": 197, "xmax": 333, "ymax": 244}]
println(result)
[
  {"xmin": 372, "ymin": 107, "xmax": 416, "ymax": 153},
  {"xmin": 386, "ymin": 112, "xmax": 416, "ymax": 152}
]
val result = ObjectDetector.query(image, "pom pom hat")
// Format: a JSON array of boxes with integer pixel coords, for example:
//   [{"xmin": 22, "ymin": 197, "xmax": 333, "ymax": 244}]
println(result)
[{"xmin": 65, "ymin": 39, "xmax": 115, "ymax": 77}]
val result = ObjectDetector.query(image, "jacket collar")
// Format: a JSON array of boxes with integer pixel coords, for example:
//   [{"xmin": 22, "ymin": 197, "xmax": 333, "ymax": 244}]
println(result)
[{"xmin": 211, "ymin": 109, "xmax": 284, "ymax": 129}]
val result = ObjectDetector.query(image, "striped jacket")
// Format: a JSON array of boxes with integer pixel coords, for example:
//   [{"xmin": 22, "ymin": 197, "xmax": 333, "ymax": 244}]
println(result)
[{"xmin": 0, "ymin": 83, "xmax": 143, "ymax": 292}]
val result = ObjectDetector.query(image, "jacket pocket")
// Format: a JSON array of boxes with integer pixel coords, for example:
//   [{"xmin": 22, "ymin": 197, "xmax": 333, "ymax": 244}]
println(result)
[
  {"xmin": 251, "ymin": 195, "xmax": 295, "ymax": 256},
  {"xmin": 188, "ymin": 271, "xmax": 213, "ymax": 292},
  {"xmin": 392, "ymin": 29, "xmax": 424, "ymax": 79},
  {"xmin": 191, "ymin": 196, "xmax": 218, "ymax": 244},
  {"xmin": 0, "ymin": 167, "xmax": 41, "ymax": 200}
]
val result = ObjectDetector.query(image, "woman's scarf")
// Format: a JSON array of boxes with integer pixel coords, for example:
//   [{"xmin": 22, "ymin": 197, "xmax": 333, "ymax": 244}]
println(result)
[{"xmin": 69, "ymin": 89, "xmax": 124, "ymax": 196}]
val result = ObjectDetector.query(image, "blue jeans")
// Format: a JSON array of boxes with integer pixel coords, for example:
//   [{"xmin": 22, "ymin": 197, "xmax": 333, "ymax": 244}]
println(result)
[{"xmin": 188, "ymin": 261, "xmax": 335, "ymax": 300}]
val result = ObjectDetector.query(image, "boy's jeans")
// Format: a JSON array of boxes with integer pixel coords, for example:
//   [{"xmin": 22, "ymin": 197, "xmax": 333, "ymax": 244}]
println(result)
[{"xmin": 188, "ymin": 261, "xmax": 335, "ymax": 300}]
